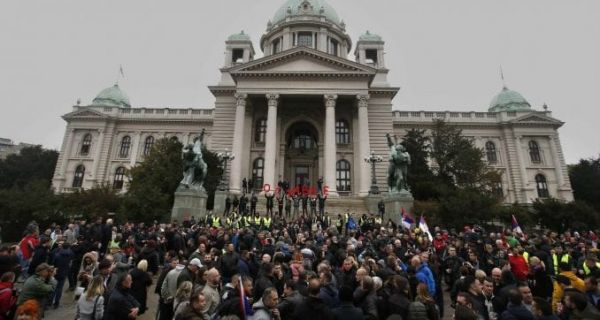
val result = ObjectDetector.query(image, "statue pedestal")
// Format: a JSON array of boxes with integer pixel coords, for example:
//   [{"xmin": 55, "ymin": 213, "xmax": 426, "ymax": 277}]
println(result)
[
  {"xmin": 171, "ymin": 187, "xmax": 207, "ymax": 222},
  {"xmin": 365, "ymin": 194, "xmax": 383, "ymax": 214},
  {"xmin": 212, "ymin": 190, "xmax": 229, "ymax": 217},
  {"xmin": 383, "ymin": 190, "xmax": 414, "ymax": 224}
]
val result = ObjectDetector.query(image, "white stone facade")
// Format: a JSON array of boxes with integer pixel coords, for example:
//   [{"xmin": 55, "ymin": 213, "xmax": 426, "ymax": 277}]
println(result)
[{"xmin": 51, "ymin": 0, "xmax": 573, "ymax": 204}]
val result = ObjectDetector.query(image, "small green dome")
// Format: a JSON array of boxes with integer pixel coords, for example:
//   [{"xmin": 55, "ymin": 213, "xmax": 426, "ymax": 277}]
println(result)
[
  {"xmin": 91, "ymin": 84, "xmax": 131, "ymax": 108},
  {"xmin": 488, "ymin": 87, "xmax": 531, "ymax": 112},
  {"xmin": 228, "ymin": 30, "xmax": 251, "ymax": 41},
  {"xmin": 359, "ymin": 30, "xmax": 383, "ymax": 42},
  {"xmin": 272, "ymin": 0, "xmax": 340, "ymax": 25}
]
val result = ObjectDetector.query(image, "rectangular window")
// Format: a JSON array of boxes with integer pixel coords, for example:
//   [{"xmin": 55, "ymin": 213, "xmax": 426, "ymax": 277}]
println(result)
[
  {"xmin": 297, "ymin": 32, "xmax": 313, "ymax": 48},
  {"xmin": 272, "ymin": 38, "xmax": 282, "ymax": 55},
  {"xmin": 328, "ymin": 38, "xmax": 338, "ymax": 56},
  {"xmin": 232, "ymin": 49, "xmax": 244, "ymax": 64},
  {"xmin": 365, "ymin": 49, "xmax": 378, "ymax": 65}
]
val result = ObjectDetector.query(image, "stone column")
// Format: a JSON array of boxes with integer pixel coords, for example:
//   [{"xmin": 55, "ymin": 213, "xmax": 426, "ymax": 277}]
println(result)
[
  {"xmin": 229, "ymin": 93, "xmax": 247, "ymax": 194},
  {"xmin": 129, "ymin": 131, "xmax": 142, "ymax": 166},
  {"xmin": 514, "ymin": 135, "xmax": 529, "ymax": 201},
  {"xmin": 263, "ymin": 93, "xmax": 279, "ymax": 192},
  {"xmin": 57, "ymin": 128, "xmax": 76, "ymax": 190},
  {"xmin": 548, "ymin": 134, "xmax": 564, "ymax": 187},
  {"xmin": 90, "ymin": 127, "xmax": 106, "ymax": 185},
  {"xmin": 324, "ymin": 94, "xmax": 339, "ymax": 197},
  {"xmin": 357, "ymin": 94, "xmax": 371, "ymax": 196}
]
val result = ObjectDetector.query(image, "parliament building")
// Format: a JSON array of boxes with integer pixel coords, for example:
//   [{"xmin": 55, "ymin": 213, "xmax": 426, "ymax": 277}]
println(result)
[{"xmin": 51, "ymin": 0, "xmax": 573, "ymax": 207}]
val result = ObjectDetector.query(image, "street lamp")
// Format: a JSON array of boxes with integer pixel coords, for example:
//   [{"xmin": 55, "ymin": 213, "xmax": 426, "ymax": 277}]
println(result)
[
  {"xmin": 364, "ymin": 150, "xmax": 383, "ymax": 194},
  {"xmin": 216, "ymin": 150, "xmax": 235, "ymax": 191}
]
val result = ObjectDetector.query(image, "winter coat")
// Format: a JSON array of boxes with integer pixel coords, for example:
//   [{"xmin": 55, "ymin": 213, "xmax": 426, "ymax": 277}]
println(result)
[
  {"xmin": 571, "ymin": 303, "xmax": 600, "ymax": 320},
  {"xmin": 552, "ymin": 271, "xmax": 586, "ymax": 312},
  {"xmin": 17, "ymin": 275, "xmax": 57, "ymax": 306},
  {"xmin": 0, "ymin": 282, "xmax": 16, "ymax": 320},
  {"xmin": 161, "ymin": 265, "xmax": 184, "ymax": 302},
  {"xmin": 53, "ymin": 247, "xmax": 74, "ymax": 279},
  {"xmin": 219, "ymin": 252, "xmax": 239, "ymax": 278},
  {"xmin": 529, "ymin": 267, "xmax": 554, "ymax": 300},
  {"xmin": 277, "ymin": 290, "xmax": 304, "ymax": 319},
  {"xmin": 500, "ymin": 303, "xmax": 535, "ymax": 320},
  {"xmin": 137, "ymin": 247, "xmax": 160, "ymax": 275},
  {"xmin": 293, "ymin": 296, "xmax": 335, "ymax": 320},
  {"xmin": 416, "ymin": 263, "xmax": 437, "ymax": 297},
  {"xmin": 76, "ymin": 294, "xmax": 104, "ymax": 320},
  {"xmin": 249, "ymin": 298, "xmax": 274, "ymax": 320},
  {"xmin": 332, "ymin": 302, "xmax": 364, "ymax": 320},
  {"xmin": 102, "ymin": 287, "xmax": 140, "ymax": 320},
  {"xmin": 27, "ymin": 245, "xmax": 48, "ymax": 275},
  {"xmin": 174, "ymin": 304, "xmax": 209, "ymax": 320},
  {"xmin": 129, "ymin": 268, "xmax": 152, "ymax": 313},
  {"xmin": 319, "ymin": 282, "xmax": 340, "ymax": 308}
]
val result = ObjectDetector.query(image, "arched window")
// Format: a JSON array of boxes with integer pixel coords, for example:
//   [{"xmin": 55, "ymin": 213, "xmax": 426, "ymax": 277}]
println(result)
[
  {"xmin": 252, "ymin": 158, "xmax": 264, "ymax": 190},
  {"xmin": 72, "ymin": 165, "xmax": 85, "ymax": 188},
  {"xmin": 143, "ymin": 136, "xmax": 154, "ymax": 156},
  {"xmin": 292, "ymin": 134, "xmax": 315, "ymax": 150},
  {"xmin": 485, "ymin": 141, "xmax": 497, "ymax": 163},
  {"xmin": 80, "ymin": 133, "xmax": 92, "ymax": 156},
  {"xmin": 255, "ymin": 119, "xmax": 267, "ymax": 143},
  {"xmin": 529, "ymin": 140, "xmax": 541, "ymax": 163},
  {"xmin": 535, "ymin": 174, "xmax": 549, "ymax": 198},
  {"xmin": 335, "ymin": 120, "xmax": 350, "ymax": 144},
  {"xmin": 113, "ymin": 167, "xmax": 126, "ymax": 190},
  {"xmin": 119, "ymin": 136, "xmax": 131, "ymax": 158},
  {"xmin": 336, "ymin": 160, "xmax": 351, "ymax": 192}
]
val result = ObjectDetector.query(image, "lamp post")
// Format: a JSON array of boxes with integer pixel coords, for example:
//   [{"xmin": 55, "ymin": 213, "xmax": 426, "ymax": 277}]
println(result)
[
  {"xmin": 364, "ymin": 151, "xmax": 383, "ymax": 194},
  {"xmin": 217, "ymin": 150, "xmax": 235, "ymax": 191}
]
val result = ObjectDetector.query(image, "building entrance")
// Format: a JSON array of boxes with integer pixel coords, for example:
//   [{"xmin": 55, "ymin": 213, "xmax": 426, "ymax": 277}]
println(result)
[{"xmin": 283, "ymin": 121, "xmax": 319, "ymax": 191}]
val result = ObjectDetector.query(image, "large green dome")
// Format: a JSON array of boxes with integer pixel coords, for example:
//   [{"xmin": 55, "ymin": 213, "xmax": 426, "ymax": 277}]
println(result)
[
  {"xmin": 272, "ymin": 0, "xmax": 341, "ymax": 25},
  {"xmin": 488, "ymin": 87, "xmax": 531, "ymax": 112},
  {"xmin": 91, "ymin": 84, "xmax": 131, "ymax": 108},
  {"xmin": 228, "ymin": 30, "xmax": 251, "ymax": 42}
]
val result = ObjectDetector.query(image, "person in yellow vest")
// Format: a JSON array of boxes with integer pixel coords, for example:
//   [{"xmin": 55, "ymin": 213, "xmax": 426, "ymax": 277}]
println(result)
[
  {"xmin": 212, "ymin": 216, "xmax": 221, "ymax": 228},
  {"xmin": 582, "ymin": 254, "xmax": 600, "ymax": 278},
  {"xmin": 551, "ymin": 245, "xmax": 572, "ymax": 276},
  {"xmin": 262, "ymin": 216, "xmax": 272, "ymax": 230},
  {"xmin": 552, "ymin": 262, "xmax": 586, "ymax": 312},
  {"xmin": 336, "ymin": 214, "xmax": 344, "ymax": 234},
  {"xmin": 253, "ymin": 215, "xmax": 261, "ymax": 228}
]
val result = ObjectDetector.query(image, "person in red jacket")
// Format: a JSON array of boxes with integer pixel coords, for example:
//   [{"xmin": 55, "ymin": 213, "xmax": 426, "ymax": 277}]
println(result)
[
  {"xmin": 509, "ymin": 247, "xmax": 529, "ymax": 281},
  {"xmin": 0, "ymin": 272, "xmax": 17, "ymax": 320},
  {"xmin": 433, "ymin": 232, "xmax": 447, "ymax": 255}
]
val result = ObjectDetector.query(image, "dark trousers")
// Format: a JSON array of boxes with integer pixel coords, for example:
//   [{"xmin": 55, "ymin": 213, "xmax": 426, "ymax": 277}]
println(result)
[
  {"xmin": 52, "ymin": 276, "xmax": 67, "ymax": 307},
  {"xmin": 158, "ymin": 300, "xmax": 174, "ymax": 320}
]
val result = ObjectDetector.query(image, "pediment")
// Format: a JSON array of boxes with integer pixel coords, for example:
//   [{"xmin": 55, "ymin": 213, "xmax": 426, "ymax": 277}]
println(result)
[
  {"xmin": 510, "ymin": 113, "xmax": 563, "ymax": 126},
  {"xmin": 228, "ymin": 47, "xmax": 376, "ymax": 77},
  {"xmin": 63, "ymin": 107, "xmax": 111, "ymax": 120}
]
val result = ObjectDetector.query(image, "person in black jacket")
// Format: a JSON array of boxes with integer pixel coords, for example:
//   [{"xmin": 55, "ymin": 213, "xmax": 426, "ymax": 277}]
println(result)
[
  {"xmin": 51, "ymin": 242, "xmax": 74, "ymax": 308},
  {"xmin": 130, "ymin": 260, "xmax": 152, "ymax": 315},
  {"xmin": 219, "ymin": 243, "xmax": 239, "ymax": 284},
  {"xmin": 293, "ymin": 278, "xmax": 334, "ymax": 320},
  {"xmin": 278, "ymin": 279, "xmax": 304, "ymax": 319},
  {"xmin": 332, "ymin": 286, "xmax": 363, "ymax": 320},
  {"xmin": 103, "ymin": 273, "xmax": 141, "ymax": 320}
]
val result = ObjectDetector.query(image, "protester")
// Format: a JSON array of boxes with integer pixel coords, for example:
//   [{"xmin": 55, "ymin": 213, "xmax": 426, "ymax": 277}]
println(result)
[
  {"xmin": 76, "ymin": 275, "xmax": 105, "ymax": 320},
  {"xmin": 129, "ymin": 259, "xmax": 152, "ymax": 315},
  {"xmin": 103, "ymin": 273, "xmax": 140, "ymax": 320}
]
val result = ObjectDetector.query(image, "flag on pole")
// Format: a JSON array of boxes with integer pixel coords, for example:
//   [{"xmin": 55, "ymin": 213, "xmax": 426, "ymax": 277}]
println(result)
[
  {"xmin": 511, "ymin": 215, "xmax": 523, "ymax": 235},
  {"xmin": 419, "ymin": 215, "xmax": 433, "ymax": 241},
  {"xmin": 401, "ymin": 208, "xmax": 413, "ymax": 230},
  {"xmin": 238, "ymin": 276, "xmax": 252, "ymax": 318}
]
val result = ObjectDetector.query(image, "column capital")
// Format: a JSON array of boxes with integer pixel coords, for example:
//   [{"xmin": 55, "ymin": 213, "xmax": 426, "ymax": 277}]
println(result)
[
  {"xmin": 234, "ymin": 93, "xmax": 248, "ymax": 107},
  {"xmin": 266, "ymin": 93, "xmax": 280, "ymax": 108},
  {"xmin": 356, "ymin": 94, "xmax": 370, "ymax": 108},
  {"xmin": 324, "ymin": 94, "xmax": 338, "ymax": 108}
]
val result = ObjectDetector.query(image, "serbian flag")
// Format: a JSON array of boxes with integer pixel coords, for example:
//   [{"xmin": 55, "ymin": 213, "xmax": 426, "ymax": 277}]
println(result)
[
  {"xmin": 419, "ymin": 216, "xmax": 433, "ymax": 242},
  {"xmin": 401, "ymin": 208, "xmax": 414, "ymax": 229},
  {"xmin": 512, "ymin": 215, "xmax": 523, "ymax": 235},
  {"xmin": 238, "ymin": 276, "xmax": 253, "ymax": 318}
]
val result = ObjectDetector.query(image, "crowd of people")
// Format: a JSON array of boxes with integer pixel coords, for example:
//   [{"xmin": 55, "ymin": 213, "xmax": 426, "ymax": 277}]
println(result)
[{"xmin": 2, "ymin": 203, "xmax": 600, "ymax": 320}]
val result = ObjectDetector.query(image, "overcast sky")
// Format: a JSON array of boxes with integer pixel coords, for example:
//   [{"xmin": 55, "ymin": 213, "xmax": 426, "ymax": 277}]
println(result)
[{"xmin": 0, "ymin": 0, "xmax": 598, "ymax": 163}]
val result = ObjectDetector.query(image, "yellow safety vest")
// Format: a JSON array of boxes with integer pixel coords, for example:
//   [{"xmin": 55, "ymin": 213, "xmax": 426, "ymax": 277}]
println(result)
[
  {"xmin": 552, "ymin": 254, "xmax": 570, "ymax": 274},
  {"xmin": 583, "ymin": 262, "xmax": 600, "ymax": 275},
  {"xmin": 212, "ymin": 217, "xmax": 220, "ymax": 227},
  {"xmin": 263, "ymin": 217, "xmax": 272, "ymax": 228},
  {"xmin": 523, "ymin": 252, "xmax": 530, "ymax": 265},
  {"xmin": 254, "ymin": 217, "xmax": 261, "ymax": 225},
  {"xmin": 375, "ymin": 217, "xmax": 382, "ymax": 225},
  {"xmin": 226, "ymin": 218, "xmax": 232, "ymax": 226}
]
